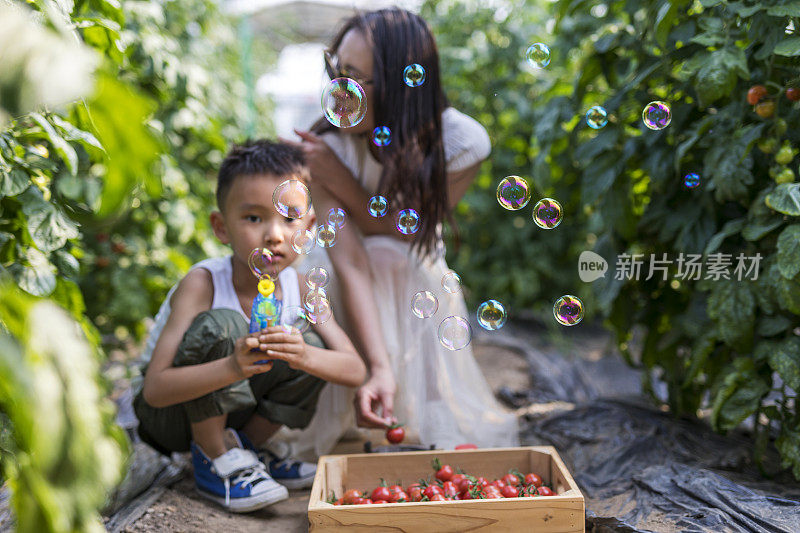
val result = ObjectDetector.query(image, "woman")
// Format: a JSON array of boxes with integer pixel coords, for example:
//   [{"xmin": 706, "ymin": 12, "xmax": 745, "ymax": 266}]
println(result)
[{"xmin": 281, "ymin": 7, "xmax": 518, "ymax": 456}]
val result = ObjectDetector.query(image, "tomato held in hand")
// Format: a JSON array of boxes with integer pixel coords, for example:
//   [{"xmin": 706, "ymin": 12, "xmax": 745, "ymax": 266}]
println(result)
[
  {"xmin": 747, "ymin": 85, "xmax": 768, "ymax": 105},
  {"xmin": 386, "ymin": 423, "xmax": 405, "ymax": 444},
  {"xmin": 524, "ymin": 472, "xmax": 543, "ymax": 487}
]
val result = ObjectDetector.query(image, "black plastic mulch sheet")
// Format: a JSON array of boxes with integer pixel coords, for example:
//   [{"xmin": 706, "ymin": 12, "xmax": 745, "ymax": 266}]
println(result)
[{"xmin": 482, "ymin": 323, "xmax": 800, "ymax": 533}]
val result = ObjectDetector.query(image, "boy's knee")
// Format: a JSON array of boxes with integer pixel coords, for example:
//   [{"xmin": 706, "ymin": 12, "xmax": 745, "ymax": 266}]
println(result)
[{"xmin": 174, "ymin": 309, "xmax": 248, "ymax": 367}]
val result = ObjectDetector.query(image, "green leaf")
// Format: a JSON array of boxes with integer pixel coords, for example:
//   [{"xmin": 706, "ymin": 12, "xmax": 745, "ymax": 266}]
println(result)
[
  {"xmin": 12, "ymin": 248, "xmax": 56, "ymax": 296},
  {"xmin": 766, "ymin": 183, "xmax": 800, "ymax": 216},
  {"xmin": 707, "ymin": 280, "xmax": 755, "ymax": 348},
  {"xmin": 0, "ymin": 168, "xmax": 30, "ymax": 197},
  {"xmin": 776, "ymin": 225, "xmax": 800, "ymax": 279},
  {"xmin": 768, "ymin": 338, "xmax": 800, "ymax": 391},
  {"xmin": 30, "ymin": 113, "xmax": 79, "ymax": 176},
  {"xmin": 19, "ymin": 188, "xmax": 80, "ymax": 253},
  {"xmin": 773, "ymin": 37, "xmax": 800, "ymax": 57},
  {"xmin": 50, "ymin": 115, "xmax": 104, "ymax": 154},
  {"xmin": 693, "ymin": 47, "xmax": 748, "ymax": 106},
  {"xmin": 776, "ymin": 424, "xmax": 800, "ymax": 479},
  {"xmin": 767, "ymin": 2, "xmax": 800, "ymax": 17},
  {"xmin": 704, "ymin": 218, "xmax": 745, "ymax": 256},
  {"xmin": 757, "ymin": 315, "xmax": 792, "ymax": 337},
  {"xmin": 711, "ymin": 358, "xmax": 770, "ymax": 432},
  {"xmin": 777, "ymin": 275, "xmax": 800, "ymax": 314}
]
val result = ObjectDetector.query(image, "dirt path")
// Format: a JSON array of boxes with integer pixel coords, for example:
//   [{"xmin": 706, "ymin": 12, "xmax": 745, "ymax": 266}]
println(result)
[{"xmin": 121, "ymin": 341, "xmax": 531, "ymax": 533}]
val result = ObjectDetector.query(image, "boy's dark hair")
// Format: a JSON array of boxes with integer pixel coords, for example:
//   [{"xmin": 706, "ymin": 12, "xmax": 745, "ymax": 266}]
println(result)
[{"xmin": 216, "ymin": 139, "xmax": 308, "ymax": 211}]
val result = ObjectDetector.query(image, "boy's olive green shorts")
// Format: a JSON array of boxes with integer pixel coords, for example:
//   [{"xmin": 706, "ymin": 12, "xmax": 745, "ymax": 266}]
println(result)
[{"xmin": 134, "ymin": 308, "xmax": 326, "ymax": 454}]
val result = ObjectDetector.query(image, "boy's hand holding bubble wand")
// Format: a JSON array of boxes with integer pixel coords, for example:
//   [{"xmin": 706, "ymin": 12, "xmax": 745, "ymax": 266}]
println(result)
[{"xmin": 248, "ymin": 247, "xmax": 282, "ymax": 364}]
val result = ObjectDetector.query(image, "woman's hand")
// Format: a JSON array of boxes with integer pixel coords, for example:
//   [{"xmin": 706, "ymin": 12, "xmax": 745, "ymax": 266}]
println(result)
[
  {"xmin": 280, "ymin": 129, "xmax": 351, "ymax": 192},
  {"xmin": 228, "ymin": 333, "xmax": 274, "ymax": 378},
  {"xmin": 354, "ymin": 366, "xmax": 397, "ymax": 428}
]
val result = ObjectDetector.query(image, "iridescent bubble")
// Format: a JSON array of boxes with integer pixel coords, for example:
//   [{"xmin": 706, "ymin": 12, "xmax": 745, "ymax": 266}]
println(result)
[
  {"xmin": 368, "ymin": 195, "xmax": 388, "ymax": 217},
  {"xmin": 281, "ymin": 305, "xmax": 310, "ymax": 334},
  {"xmin": 327, "ymin": 207, "xmax": 347, "ymax": 229},
  {"xmin": 307, "ymin": 299, "xmax": 332, "ymax": 325},
  {"xmin": 304, "ymin": 288, "xmax": 327, "ymax": 310},
  {"xmin": 532, "ymin": 198, "xmax": 563, "ymax": 229},
  {"xmin": 438, "ymin": 316, "xmax": 472, "ymax": 351},
  {"xmin": 305, "ymin": 266, "xmax": 329, "ymax": 289},
  {"xmin": 525, "ymin": 43, "xmax": 551, "ymax": 69},
  {"xmin": 553, "ymin": 295, "xmax": 584, "ymax": 326},
  {"xmin": 477, "ymin": 299, "xmax": 507, "ymax": 330},
  {"xmin": 642, "ymin": 101, "xmax": 671, "ymax": 130},
  {"xmin": 316, "ymin": 224, "xmax": 337, "ymax": 248},
  {"xmin": 272, "ymin": 179, "xmax": 311, "ymax": 219},
  {"xmin": 441, "ymin": 271, "xmax": 462, "ymax": 294},
  {"xmin": 496, "ymin": 176, "xmax": 531, "ymax": 210},
  {"xmin": 585, "ymin": 106, "xmax": 608, "ymax": 129},
  {"xmin": 291, "ymin": 229, "xmax": 316, "ymax": 255},
  {"xmin": 403, "ymin": 64, "xmax": 426, "ymax": 87},
  {"xmin": 321, "ymin": 77, "xmax": 367, "ymax": 128},
  {"xmin": 248, "ymin": 248, "xmax": 277, "ymax": 280},
  {"xmin": 395, "ymin": 208, "xmax": 420, "ymax": 235},
  {"xmin": 411, "ymin": 290, "xmax": 439, "ymax": 319},
  {"xmin": 372, "ymin": 126, "xmax": 391, "ymax": 146},
  {"xmin": 683, "ymin": 173, "xmax": 700, "ymax": 189}
]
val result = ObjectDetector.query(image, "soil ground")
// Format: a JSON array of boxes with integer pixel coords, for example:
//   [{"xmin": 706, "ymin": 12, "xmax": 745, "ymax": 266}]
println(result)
[{"xmin": 121, "ymin": 341, "xmax": 532, "ymax": 533}]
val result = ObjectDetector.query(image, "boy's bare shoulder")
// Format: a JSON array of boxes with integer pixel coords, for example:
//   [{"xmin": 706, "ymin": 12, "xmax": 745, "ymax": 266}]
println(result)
[{"xmin": 168, "ymin": 267, "xmax": 214, "ymax": 312}]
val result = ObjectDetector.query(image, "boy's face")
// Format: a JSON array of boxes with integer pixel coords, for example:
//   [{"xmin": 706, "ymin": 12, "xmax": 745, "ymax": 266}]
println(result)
[{"xmin": 210, "ymin": 173, "xmax": 314, "ymax": 279}]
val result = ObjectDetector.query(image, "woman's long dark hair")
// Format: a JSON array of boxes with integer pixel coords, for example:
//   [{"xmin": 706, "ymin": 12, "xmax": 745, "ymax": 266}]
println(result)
[{"xmin": 312, "ymin": 8, "xmax": 451, "ymax": 258}]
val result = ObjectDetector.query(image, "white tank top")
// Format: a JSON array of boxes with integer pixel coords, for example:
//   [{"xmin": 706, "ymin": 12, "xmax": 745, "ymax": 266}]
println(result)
[{"xmin": 140, "ymin": 255, "xmax": 301, "ymax": 363}]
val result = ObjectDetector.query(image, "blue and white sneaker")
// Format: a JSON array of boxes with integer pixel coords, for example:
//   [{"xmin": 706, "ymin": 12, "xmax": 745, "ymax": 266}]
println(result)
[
  {"xmin": 191, "ymin": 441, "xmax": 288, "ymax": 512},
  {"xmin": 230, "ymin": 429, "xmax": 317, "ymax": 490}
]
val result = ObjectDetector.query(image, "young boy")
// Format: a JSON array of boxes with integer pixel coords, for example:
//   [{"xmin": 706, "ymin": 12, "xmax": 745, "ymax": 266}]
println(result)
[{"xmin": 133, "ymin": 140, "xmax": 367, "ymax": 513}]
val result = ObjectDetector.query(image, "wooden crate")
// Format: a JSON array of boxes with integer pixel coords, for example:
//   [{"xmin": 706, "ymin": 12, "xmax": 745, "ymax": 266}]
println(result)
[{"xmin": 307, "ymin": 446, "xmax": 585, "ymax": 532}]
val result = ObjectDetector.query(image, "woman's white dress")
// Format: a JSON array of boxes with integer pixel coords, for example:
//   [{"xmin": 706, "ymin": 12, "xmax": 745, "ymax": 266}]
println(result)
[{"xmin": 275, "ymin": 108, "xmax": 519, "ymax": 459}]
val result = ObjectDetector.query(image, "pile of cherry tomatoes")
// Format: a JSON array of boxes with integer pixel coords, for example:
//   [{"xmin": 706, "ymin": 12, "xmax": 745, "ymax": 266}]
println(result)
[{"xmin": 329, "ymin": 458, "xmax": 555, "ymax": 505}]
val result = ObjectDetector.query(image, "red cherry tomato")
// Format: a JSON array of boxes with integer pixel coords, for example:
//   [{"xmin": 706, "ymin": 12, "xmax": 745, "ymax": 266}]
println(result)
[
  {"xmin": 442, "ymin": 481, "xmax": 459, "ymax": 498},
  {"xmin": 387, "ymin": 485, "xmax": 405, "ymax": 502},
  {"xmin": 786, "ymin": 88, "xmax": 800, "ymax": 102},
  {"xmin": 385, "ymin": 424, "xmax": 405, "ymax": 444},
  {"xmin": 450, "ymin": 473, "xmax": 466, "ymax": 486},
  {"xmin": 429, "ymin": 493, "xmax": 446, "ymax": 501},
  {"xmin": 748, "ymin": 85, "xmax": 768, "ymax": 105},
  {"xmin": 456, "ymin": 478, "xmax": 473, "ymax": 493},
  {"xmin": 373, "ymin": 499, "xmax": 388, "ymax": 504},
  {"xmin": 371, "ymin": 486, "xmax": 391, "ymax": 502},
  {"xmin": 537, "ymin": 486, "xmax": 556, "ymax": 496},
  {"xmin": 501, "ymin": 485, "xmax": 520, "ymax": 498},
  {"xmin": 406, "ymin": 485, "xmax": 423, "ymax": 502},
  {"xmin": 501, "ymin": 473, "xmax": 519, "ymax": 487},
  {"xmin": 458, "ymin": 490, "xmax": 473, "ymax": 500},
  {"xmin": 343, "ymin": 489, "xmax": 361, "ymax": 505},
  {"xmin": 475, "ymin": 477, "xmax": 489, "ymax": 488},
  {"xmin": 333, "ymin": 498, "xmax": 343, "ymax": 505},
  {"xmin": 422, "ymin": 485, "xmax": 444, "ymax": 499},
  {"xmin": 490, "ymin": 479, "xmax": 506, "ymax": 489},
  {"xmin": 524, "ymin": 473, "xmax": 543, "ymax": 488},
  {"xmin": 482, "ymin": 487, "xmax": 502, "ymax": 499},
  {"xmin": 455, "ymin": 443, "xmax": 478, "ymax": 449},
  {"xmin": 435, "ymin": 464, "xmax": 454, "ymax": 482}
]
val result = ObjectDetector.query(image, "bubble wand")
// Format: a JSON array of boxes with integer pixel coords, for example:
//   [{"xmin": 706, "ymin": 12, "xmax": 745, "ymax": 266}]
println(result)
[{"xmin": 248, "ymin": 248, "xmax": 282, "ymax": 364}]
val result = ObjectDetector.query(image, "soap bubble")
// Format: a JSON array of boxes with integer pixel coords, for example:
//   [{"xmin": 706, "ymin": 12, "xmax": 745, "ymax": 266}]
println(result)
[
  {"xmin": 525, "ymin": 43, "xmax": 551, "ymax": 69},
  {"xmin": 403, "ymin": 64, "xmax": 426, "ymax": 87},
  {"xmin": 553, "ymin": 295, "xmax": 584, "ymax": 326},
  {"xmin": 368, "ymin": 195, "xmax": 388, "ymax": 217},
  {"xmin": 281, "ymin": 305, "xmax": 310, "ymax": 334},
  {"xmin": 272, "ymin": 179, "xmax": 311, "ymax": 219},
  {"xmin": 395, "ymin": 208, "xmax": 420, "ymax": 235},
  {"xmin": 532, "ymin": 198, "xmax": 563, "ymax": 229},
  {"xmin": 438, "ymin": 316, "xmax": 472, "ymax": 351},
  {"xmin": 321, "ymin": 77, "xmax": 367, "ymax": 128},
  {"xmin": 327, "ymin": 207, "xmax": 347, "ymax": 229},
  {"xmin": 585, "ymin": 106, "xmax": 608, "ymax": 129},
  {"xmin": 248, "ymin": 248, "xmax": 277, "ymax": 280},
  {"xmin": 305, "ymin": 266, "xmax": 329, "ymax": 289},
  {"xmin": 372, "ymin": 126, "xmax": 391, "ymax": 146},
  {"xmin": 316, "ymin": 224, "xmax": 337, "ymax": 248},
  {"xmin": 441, "ymin": 271, "xmax": 462, "ymax": 294},
  {"xmin": 291, "ymin": 229, "xmax": 316, "ymax": 254},
  {"xmin": 683, "ymin": 173, "xmax": 700, "ymax": 189},
  {"xmin": 411, "ymin": 290, "xmax": 439, "ymax": 319},
  {"xmin": 307, "ymin": 299, "xmax": 332, "ymax": 325},
  {"xmin": 304, "ymin": 288, "xmax": 328, "ymax": 310},
  {"xmin": 497, "ymin": 176, "xmax": 531, "ymax": 210},
  {"xmin": 642, "ymin": 101, "xmax": 671, "ymax": 130},
  {"xmin": 477, "ymin": 299, "xmax": 507, "ymax": 330}
]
